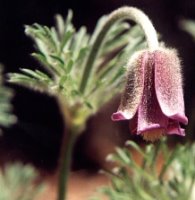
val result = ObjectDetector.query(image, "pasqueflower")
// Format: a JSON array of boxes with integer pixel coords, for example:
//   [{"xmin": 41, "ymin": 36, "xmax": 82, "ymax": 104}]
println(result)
[{"xmin": 112, "ymin": 48, "xmax": 188, "ymax": 142}]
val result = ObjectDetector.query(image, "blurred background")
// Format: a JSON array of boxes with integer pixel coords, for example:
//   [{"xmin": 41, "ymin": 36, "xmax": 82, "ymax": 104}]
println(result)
[{"xmin": 0, "ymin": 0, "xmax": 195, "ymax": 173}]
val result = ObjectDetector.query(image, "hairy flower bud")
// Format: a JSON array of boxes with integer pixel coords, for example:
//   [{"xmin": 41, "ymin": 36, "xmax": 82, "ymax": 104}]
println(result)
[{"xmin": 112, "ymin": 48, "xmax": 188, "ymax": 142}]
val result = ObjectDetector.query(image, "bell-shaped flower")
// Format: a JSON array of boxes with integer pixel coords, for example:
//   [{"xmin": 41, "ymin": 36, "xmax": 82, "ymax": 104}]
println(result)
[{"xmin": 112, "ymin": 48, "xmax": 188, "ymax": 142}]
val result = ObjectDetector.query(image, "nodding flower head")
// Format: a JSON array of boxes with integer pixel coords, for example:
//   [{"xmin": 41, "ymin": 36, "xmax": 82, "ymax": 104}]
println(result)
[{"xmin": 112, "ymin": 48, "xmax": 188, "ymax": 142}]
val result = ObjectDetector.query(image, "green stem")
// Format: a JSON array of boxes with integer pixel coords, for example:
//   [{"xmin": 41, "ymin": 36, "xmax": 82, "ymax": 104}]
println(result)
[
  {"xmin": 79, "ymin": 6, "xmax": 159, "ymax": 94},
  {"xmin": 57, "ymin": 128, "xmax": 77, "ymax": 200}
]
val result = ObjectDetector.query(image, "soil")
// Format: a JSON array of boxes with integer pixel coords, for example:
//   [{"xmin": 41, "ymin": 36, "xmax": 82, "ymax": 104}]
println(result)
[{"xmin": 36, "ymin": 170, "xmax": 108, "ymax": 200}]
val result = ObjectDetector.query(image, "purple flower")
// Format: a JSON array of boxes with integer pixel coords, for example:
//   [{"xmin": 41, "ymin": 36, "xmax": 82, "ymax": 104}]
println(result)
[{"xmin": 112, "ymin": 48, "xmax": 188, "ymax": 142}]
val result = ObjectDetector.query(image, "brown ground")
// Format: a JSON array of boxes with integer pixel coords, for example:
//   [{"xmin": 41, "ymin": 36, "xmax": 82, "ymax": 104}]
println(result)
[{"xmin": 36, "ymin": 170, "xmax": 108, "ymax": 200}]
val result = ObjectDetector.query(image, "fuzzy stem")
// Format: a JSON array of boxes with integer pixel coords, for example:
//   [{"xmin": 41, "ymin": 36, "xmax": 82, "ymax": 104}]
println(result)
[
  {"xmin": 79, "ymin": 6, "xmax": 159, "ymax": 94},
  {"xmin": 57, "ymin": 128, "xmax": 76, "ymax": 200}
]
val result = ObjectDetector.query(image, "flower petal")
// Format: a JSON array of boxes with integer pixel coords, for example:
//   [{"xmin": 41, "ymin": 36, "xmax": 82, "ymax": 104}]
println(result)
[
  {"xmin": 154, "ymin": 49, "xmax": 188, "ymax": 125},
  {"xmin": 137, "ymin": 52, "xmax": 168, "ymax": 134},
  {"xmin": 112, "ymin": 111, "xmax": 129, "ymax": 121},
  {"xmin": 112, "ymin": 51, "xmax": 147, "ymax": 121},
  {"xmin": 167, "ymin": 120, "xmax": 185, "ymax": 136}
]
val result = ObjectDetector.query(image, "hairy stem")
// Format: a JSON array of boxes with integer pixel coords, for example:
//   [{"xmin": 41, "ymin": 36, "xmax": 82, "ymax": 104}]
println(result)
[
  {"xmin": 79, "ymin": 6, "xmax": 159, "ymax": 94},
  {"xmin": 57, "ymin": 128, "xmax": 77, "ymax": 200}
]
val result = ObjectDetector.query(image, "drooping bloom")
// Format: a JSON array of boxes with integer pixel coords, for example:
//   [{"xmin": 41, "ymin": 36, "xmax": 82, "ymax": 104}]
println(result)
[{"xmin": 112, "ymin": 48, "xmax": 188, "ymax": 142}]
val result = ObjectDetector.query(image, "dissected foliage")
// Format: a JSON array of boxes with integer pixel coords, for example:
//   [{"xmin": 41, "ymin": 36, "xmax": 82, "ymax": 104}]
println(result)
[
  {"xmin": 8, "ymin": 10, "xmax": 146, "ymax": 123},
  {"xmin": 0, "ymin": 163, "xmax": 44, "ymax": 200},
  {"xmin": 0, "ymin": 66, "xmax": 15, "ymax": 130},
  {"xmin": 92, "ymin": 140, "xmax": 195, "ymax": 200}
]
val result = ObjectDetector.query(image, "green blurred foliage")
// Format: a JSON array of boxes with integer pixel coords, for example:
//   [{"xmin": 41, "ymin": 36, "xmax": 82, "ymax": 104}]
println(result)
[
  {"xmin": 92, "ymin": 140, "xmax": 195, "ymax": 200},
  {"xmin": 0, "ymin": 66, "xmax": 16, "ymax": 130},
  {"xmin": 0, "ymin": 163, "xmax": 45, "ymax": 200}
]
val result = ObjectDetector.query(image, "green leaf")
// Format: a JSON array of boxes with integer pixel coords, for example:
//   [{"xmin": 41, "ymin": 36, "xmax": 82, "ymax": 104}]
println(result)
[
  {"xmin": 66, "ymin": 59, "xmax": 74, "ymax": 73},
  {"xmin": 0, "ymin": 163, "xmax": 45, "ymax": 200},
  {"xmin": 60, "ymin": 30, "xmax": 74, "ymax": 53},
  {"xmin": 0, "ymin": 66, "xmax": 16, "ymax": 128},
  {"xmin": 76, "ymin": 46, "xmax": 89, "ymax": 62}
]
